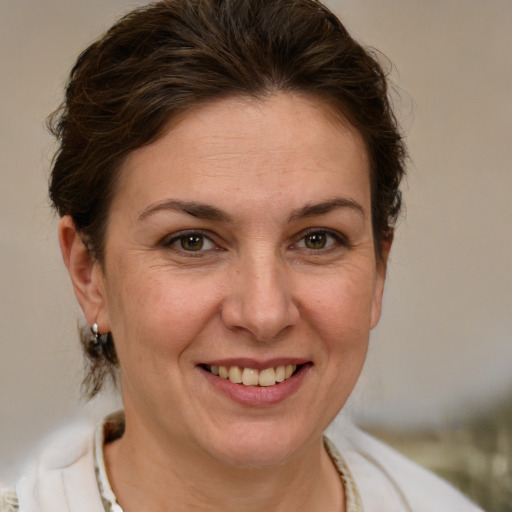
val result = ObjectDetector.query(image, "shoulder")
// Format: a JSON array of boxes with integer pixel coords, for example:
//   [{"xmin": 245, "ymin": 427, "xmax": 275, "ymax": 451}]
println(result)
[
  {"xmin": 327, "ymin": 420, "xmax": 485, "ymax": 512},
  {"xmin": 6, "ymin": 420, "xmax": 104, "ymax": 512}
]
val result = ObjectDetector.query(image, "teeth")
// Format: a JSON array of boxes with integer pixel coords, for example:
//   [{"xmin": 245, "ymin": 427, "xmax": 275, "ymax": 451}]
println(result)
[
  {"xmin": 259, "ymin": 368, "xmax": 276, "ymax": 387},
  {"xmin": 275, "ymin": 365, "xmax": 286, "ymax": 383},
  {"xmin": 242, "ymin": 368, "xmax": 259, "ymax": 386},
  {"xmin": 211, "ymin": 364, "xmax": 298, "ymax": 387},
  {"xmin": 228, "ymin": 366, "xmax": 243, "ymax": 384}
]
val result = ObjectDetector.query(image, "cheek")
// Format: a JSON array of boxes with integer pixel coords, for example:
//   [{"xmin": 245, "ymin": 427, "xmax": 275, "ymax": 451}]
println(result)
[
  {"xmin": 298, "ymin": 270, "xmax": 375, "ymax": 413},
  {"xmin": 105, "ymin": 267, "xmax": 222, "ymax": 359},
  {"xmin": 302, "ymin": 267, "xmax": 377, "ymax": 334},
  {"xmin": 300, "ymin": 266, "xmax": 376, "ymax": 387}
]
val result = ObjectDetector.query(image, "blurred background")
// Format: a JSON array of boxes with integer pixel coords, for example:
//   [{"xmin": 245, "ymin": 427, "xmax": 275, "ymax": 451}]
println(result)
[{"xmin": 1, "ymin": 0, "xmax": 511, "ymax": 509}]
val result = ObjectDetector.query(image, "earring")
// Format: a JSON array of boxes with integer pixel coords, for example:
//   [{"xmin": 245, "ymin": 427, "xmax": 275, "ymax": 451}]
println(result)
[
  {"xmin": 90, "ymin": 322, "xmax": 108, "ymax": 352},
  {"xmin": 91, "ymin": 322, "xmax": 101, "ymax": 344}
]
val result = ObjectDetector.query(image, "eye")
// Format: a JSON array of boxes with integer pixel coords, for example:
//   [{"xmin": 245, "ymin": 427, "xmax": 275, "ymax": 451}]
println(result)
[
  {"xmin": 294, "ymin": 230, "xmax": 345, "ymax": 251},
  {"xmin": 165, "ymin": 231, "xmax": 216, "ymax": 252}
]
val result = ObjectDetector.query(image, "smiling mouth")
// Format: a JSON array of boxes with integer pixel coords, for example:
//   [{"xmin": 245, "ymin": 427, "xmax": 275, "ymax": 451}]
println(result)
[{"xmin": 202, "ymin": 364, "xmax": 300, "ymax": 387}]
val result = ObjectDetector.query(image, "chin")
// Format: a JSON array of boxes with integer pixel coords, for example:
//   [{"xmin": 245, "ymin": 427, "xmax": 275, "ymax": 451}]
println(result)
[
  {"xmin": 199, "ymin": 422, "xmax": 317, "ymax": 469},
  {"xmin": 211, "ymin": 444, "xmax": 297, "ymax": 469}
]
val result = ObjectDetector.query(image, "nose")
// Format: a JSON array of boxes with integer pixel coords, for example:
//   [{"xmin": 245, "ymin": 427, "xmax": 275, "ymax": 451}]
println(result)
[{"xmin": 221, "ymin": 252, "xmax": 300, "ymax": 342}]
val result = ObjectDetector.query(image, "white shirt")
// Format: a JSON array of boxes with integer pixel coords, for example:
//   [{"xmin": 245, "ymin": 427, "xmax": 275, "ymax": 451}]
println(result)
[{"xmin": 2, "ymin": 412, "xmax": 484, "ymax": 512}]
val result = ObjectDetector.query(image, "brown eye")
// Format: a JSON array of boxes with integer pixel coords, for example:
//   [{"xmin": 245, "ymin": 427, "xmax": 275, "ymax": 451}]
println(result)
[
  {"xmin": 295, "ymin": 230, "xmax": 344, "ymax": 251},
  {"xmin": 180, "ymin": 234, "xmax": 205, "ymax": 251},
  {"xmin": 304, "ymin": 232, "xmax": 328, "ymax": 249},
  {"xmin": 165, "ymin": 231, "xmax": 216, "ymax": 253}
]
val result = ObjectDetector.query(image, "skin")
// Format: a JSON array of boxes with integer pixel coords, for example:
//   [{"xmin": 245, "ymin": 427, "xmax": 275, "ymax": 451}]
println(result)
[{"xmin": 60, "ymin": 93, "xmax": 391, "ymax": 512}]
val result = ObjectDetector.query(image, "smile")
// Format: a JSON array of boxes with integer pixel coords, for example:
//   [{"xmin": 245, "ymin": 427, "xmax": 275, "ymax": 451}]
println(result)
[{"xmin": 204, "ymin": 364, "xmax": 299, "ymax": 387}]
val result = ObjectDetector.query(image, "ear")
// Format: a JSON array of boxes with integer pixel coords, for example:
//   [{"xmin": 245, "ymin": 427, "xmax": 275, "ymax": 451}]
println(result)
[
  {"xmin": 370, "ymin": 232, "xmax": 393, "ymax": 329},
  {"xmin": 58, "ymin": 216, "xmax": 110, "ymax": 333}
]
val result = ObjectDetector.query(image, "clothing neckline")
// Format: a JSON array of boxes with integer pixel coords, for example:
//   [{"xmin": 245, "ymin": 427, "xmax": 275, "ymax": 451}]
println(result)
[{"xmin": 93, "ymin": 411, "xmax": 363, "ymax": 512}]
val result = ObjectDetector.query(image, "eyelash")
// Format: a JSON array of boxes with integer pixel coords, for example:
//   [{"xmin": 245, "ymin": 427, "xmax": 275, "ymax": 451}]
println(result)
[
  {"xmin": 292, "ymin": 228, "xmax": 349, "ymax": 252},
  {"xmin": 163, "ymin": 230, "xmax": 218, "ymax": 255},
  {"xmin": 162, "ymin": 228, "xmax": 349, "ymax": 256}
]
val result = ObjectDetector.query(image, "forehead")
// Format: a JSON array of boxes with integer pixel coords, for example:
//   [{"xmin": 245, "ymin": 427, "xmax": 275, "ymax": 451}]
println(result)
[{"xmin": 115, "ymin": 93, "xmax": 371, "ymax": 216}]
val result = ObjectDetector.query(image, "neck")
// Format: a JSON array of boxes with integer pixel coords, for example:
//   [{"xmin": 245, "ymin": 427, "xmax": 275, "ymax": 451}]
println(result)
[{"xmin": 104, "ymin": 416, "xmax": 344, "ymax": 512}]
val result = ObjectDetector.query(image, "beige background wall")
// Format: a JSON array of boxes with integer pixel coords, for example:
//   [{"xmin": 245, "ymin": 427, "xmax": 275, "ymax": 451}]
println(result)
[{"xmin": 1, "ymin": 0, "xmax": 511, "ymax": 479}]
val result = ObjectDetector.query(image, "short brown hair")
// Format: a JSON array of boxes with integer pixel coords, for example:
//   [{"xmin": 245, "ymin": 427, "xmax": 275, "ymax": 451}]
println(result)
[{"xmin": 49, "ymin": 0, "xmax": 407, "ymax": 398}]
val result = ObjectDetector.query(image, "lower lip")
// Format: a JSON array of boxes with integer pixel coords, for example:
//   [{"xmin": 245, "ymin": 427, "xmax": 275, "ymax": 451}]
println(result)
[{"xmin": 199, "ymin": 364, "xmax": 311, "ymax": 406}]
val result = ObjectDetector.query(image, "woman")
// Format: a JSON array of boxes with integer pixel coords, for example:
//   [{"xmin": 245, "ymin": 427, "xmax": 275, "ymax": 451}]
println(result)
[{"xmin": 1, "ymin": 0, "xmax": 484, "ymax": 511}]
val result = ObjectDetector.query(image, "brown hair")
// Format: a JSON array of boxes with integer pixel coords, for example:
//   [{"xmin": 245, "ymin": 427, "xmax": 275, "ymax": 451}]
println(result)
[{"xmin": 49, "ymin": 0, "xmax": 407, "ymax": 398}]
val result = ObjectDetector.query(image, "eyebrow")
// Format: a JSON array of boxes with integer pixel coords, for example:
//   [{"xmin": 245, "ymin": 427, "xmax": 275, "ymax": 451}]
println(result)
[
  {"xmin": 138, "ymin": 196, "xmax": 365, "ymax": 223},
  {"xmin": 288, "ymin": 197, "xmax": 365, "ymax": 221},
  {"xmin": 138, "ymin": 200, "xmax": 232, "ymax": 222}
]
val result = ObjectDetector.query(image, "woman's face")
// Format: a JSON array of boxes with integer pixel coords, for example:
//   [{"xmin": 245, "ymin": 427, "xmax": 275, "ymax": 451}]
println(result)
[{"xmin": 88, "ymin": 93, "xmax": 388, "ymax": 466}]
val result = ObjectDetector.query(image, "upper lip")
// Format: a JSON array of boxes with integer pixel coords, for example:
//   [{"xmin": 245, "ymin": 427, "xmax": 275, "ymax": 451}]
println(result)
[{"xmin": 199, "ymin": 358, "xmax": 310, "ymax": 370}]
